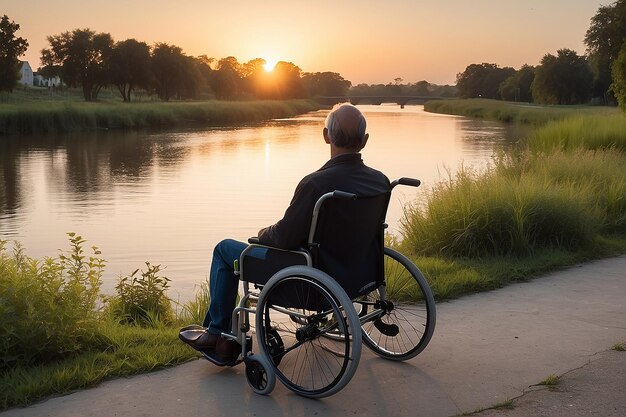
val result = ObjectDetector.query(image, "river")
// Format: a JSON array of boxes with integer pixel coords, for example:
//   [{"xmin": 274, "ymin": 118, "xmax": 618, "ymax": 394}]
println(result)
[{"xmin": 0, "ymin": 105, "xmax": 528, "ymax": 301}]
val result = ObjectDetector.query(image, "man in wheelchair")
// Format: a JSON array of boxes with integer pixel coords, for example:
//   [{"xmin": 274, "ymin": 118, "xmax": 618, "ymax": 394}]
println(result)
[{"xmin": 180, "ymin": 103, "xmax": 390, "ymax": 361}]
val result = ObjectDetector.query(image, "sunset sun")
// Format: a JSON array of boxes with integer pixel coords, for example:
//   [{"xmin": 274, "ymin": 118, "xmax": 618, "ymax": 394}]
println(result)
[{"xmin": 263, "ymin": 58, "xmax": 278, "ymax": 72}]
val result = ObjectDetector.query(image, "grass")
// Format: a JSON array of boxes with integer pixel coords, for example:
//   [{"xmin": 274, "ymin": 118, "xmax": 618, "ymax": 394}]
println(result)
[
  {"xmin": 3, "ymin": 100, "xmax": 626, "ymax": 409},
  {"xmin": 528, "ymin": 115, "xmax": 626, "ymax": 152},
  {"xmin": 492, "ymin": 399, "xmax": 515, "ymax": 410},
  {"xmin": 395, "ymin": 109, "xmax": 626, "ymax": 299},
  {"xmin": 0, "ymin": 321, "xmax": 197, "ymax": 409},
  {"xmin": 0, "ymin": 236, "xmax": 209, "ymax": 411},
  {"xmin": 398, "ymin": 237, "xmax": 626, "ymax": 300},
  {"xmin": 537, "ymin": 374, "xmax": 560, "ymax": 391},
  {"xmin": 0, "ymin": 98, "xmax": 320, "ymax": 135},
  {"xmin": 455, "ymin": 399, "xmax": 515, "ymax": 416},
  {"xmin": 424, "ymin": 98, "xmax": 620, "ymax": 125},
  {"xmin": 612, "ymin": 343, "xmax": 626, "ymax": 351}
]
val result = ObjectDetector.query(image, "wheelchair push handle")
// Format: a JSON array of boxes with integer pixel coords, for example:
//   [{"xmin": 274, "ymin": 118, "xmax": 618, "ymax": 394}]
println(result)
[
  {"xmin": 391, "ymin": 177, "xmax": 421, "ymax": 189},
  {"xmin": 332, "ymin": 190, "xmax": 357, "ymax": 200}
]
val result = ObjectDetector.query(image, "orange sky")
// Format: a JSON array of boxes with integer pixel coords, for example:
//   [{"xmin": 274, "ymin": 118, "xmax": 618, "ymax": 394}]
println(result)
[{"xmin": 2, "ymin": 0, "xmax": 603, "ymax": 85}]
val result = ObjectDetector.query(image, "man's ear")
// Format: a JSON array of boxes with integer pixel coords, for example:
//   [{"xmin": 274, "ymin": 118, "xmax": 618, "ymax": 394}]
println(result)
[
  {"xmin": 360, "ymin": 133, "xmax": 369, "ymax": 149},
  {"xmin": 323, "ymin": 127, "xmax": 331, "ymax": 144}
]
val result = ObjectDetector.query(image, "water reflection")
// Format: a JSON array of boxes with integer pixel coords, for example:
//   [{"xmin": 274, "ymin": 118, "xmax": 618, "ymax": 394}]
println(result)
[{"xmin": 0, "ymin": 105, "xmax": 526, "ymax": 300}]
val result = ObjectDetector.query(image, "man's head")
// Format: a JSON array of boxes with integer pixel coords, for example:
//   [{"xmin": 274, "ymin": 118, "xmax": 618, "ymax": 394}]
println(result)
[{"xmin": 323, "ymin": 103, "xmax": 369, "ymax": 153}]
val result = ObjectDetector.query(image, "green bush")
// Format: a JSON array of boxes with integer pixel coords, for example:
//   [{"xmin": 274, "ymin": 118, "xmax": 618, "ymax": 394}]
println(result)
[
  {"xmin": 0, "ymin": 234, "xmax": 105, "ymax": 368},
  {"xmin": 108, "ymin": 262, "xmax": 173, "ymax": 326}
]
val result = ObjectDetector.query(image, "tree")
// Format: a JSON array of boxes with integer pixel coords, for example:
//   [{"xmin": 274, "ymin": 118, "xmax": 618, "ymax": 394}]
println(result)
[
  {"xmin": 178, "ymin": 55, "xmax": 204, "ymax": 99},
  {"xmin": 109, "ymin": 39, "xmax": 152, "ymax": 102},
  {"xmin": 0, "ymin": 15, "xmax": 29, "ymax": 92},
  {"xmin": 301, "ymin": 72, "xmax": 351, "ymax": 97},
  {"xmin": 272, "ymin": 61, "xmax": 305, "ymax": 99},
  {"xmin": 456, "ymin": 63, "xmax": 515, "ymax": 99},
  {"xmin": 241, "ymin": 57, "xmax": 268, "ymax": 97},
  {"xmin": 40, "ymin": 29, "xmax": 113, "ymax": 101},
  {"xmin": 211, "ymin": 56, "xmax": 243, "ymax": 99},
  {"xmin": 151, "ymin": 43, "xmax": 188, "ymax": 101},
  {"xmin": 499, "ymin": 65, "xmax": 535, "ymax": 102},
  {"xmin": 611, "ymin": 42, "xmax": 626, "ymax": 111},
  {"xmin": 410, "ymin": 80, "xmax": 430, "ymax": 96},
  {"xmin": 584, "ymin": 0, "xmax": 626, "ymax": 100},
  {"xmin": 190, "ymin": 55, "xmax": 215, "ymax": 98},
  {"xmin": 532, "ymin": 49, "xmax": 593, "ymax": 105}
]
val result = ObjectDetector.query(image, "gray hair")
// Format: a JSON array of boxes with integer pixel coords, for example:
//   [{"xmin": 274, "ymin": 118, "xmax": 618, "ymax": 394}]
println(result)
[{"xmin": 324, "ymin": 104, "xmax": 367, "ymax": 149}]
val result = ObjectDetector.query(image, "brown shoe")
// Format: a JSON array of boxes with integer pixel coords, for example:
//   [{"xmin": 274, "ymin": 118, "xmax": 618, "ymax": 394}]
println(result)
[
  {"xmin": 214, "ymin": 336, "xmax": 241, "ymax": 362},
  {"xmin": 182, "ymin": 330, "xmax": 220, "ymax": 351}
]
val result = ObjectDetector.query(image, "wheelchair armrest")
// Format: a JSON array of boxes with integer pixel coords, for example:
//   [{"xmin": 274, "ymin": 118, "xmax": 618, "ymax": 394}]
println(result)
[{"xmin": 248, "ymin": 237, "xmax": 260, "ymax": 244}]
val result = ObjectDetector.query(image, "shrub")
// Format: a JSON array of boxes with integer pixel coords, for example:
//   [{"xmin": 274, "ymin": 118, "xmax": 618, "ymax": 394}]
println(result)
[
  {"xmin": 0, "ymin": 234, "xmax": 105, "ymax": 368},
  {"xmin": 108, "ymin": 262, "xmax": 173, "ymax": 326}
]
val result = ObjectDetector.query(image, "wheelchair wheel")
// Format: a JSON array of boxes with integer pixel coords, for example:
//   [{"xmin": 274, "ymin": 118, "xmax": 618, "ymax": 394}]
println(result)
[
  {"xmin": 359, "ymin": 247, "xmax": 436, "ymax": 361},
  {"xmin": 255, "ymin": 266, "xmax": 362, "ymax": 398},
  {"xmin": 244, "ymin": 355, "xmax": 276, "ymax": 395}
]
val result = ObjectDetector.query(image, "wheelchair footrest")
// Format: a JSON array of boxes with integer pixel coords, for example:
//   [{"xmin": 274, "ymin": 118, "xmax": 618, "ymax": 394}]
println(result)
[
  {"xmin": 198, "ymin": 336, "xmax": 253, "ymax": 367},
  {"xmin": 200, "ymin": 350, "xmax": 241, "ymax": 367}
]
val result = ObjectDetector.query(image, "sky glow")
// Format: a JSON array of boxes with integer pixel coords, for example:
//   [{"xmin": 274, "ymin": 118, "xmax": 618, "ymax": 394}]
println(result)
[{"xmin": 2, "ymin": 0, "xmax": 604, "ymax": 85}]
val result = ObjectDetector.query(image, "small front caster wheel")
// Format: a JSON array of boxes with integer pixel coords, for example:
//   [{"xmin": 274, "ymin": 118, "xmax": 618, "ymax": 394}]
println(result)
[{"xmin": 244, "ymin": 355, "xmax": 276, "ymax": 395}]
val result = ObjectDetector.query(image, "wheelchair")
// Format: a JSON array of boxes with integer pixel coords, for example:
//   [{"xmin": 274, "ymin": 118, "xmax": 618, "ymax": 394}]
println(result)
[{"xmin": 179, "ymin": 178, "xmax": 436, "ymax": 398}]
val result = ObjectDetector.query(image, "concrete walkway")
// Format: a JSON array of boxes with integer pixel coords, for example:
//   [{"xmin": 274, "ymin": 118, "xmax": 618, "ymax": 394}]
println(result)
[{"xmin": 3, "ymin": 256, "xmax": 625, "ymax": 417}]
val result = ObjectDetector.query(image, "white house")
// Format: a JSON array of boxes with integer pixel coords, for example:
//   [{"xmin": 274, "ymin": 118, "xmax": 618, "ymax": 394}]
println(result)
[
  {"xmin": 19, "ymin": 61, "xmax": 34, "ymax": 86},
  {"xmin": 33, "ymin": 73, "xmax": 62, "ymax": 88}
]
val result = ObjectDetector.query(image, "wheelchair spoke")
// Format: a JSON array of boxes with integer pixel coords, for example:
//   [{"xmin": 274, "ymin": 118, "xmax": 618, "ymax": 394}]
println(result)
[
  {"xmin": 360, "ymin": 248, "xmax": 436, "ymax": 361},
  {"xmin": 256, "ymin": 272, "xmax": 359, "ymax": 397}
]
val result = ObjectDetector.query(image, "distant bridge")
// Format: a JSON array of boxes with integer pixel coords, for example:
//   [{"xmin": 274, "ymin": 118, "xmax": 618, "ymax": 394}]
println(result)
[{"xmin": 316, "ymin": 96, "xmax": 445, "ymax": 107}]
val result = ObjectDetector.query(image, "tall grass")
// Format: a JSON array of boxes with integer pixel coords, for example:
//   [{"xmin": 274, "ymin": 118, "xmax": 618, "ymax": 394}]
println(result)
[
  {"xmin": 499, "ymin": 149, "xmax": 626, "ymax": 233},
  {"xmin": 401, "ymin": 165, "xmax": 601, "ymax": 257},
  {"xmin": 400, "ymin": 110, "xmax": 626, "ymax": 298},
  {"xmin": 0, "ymin": 99, "xmax": 320, "ymax": 135},
  {"xmin": 424, "ymin": 98, "xmax": 620, "ymax": 125},
  {"xmin": 528, "ymin": 115, "xmax": 626, "ymax": 152},
  {"xmin": 175, "ymin": 280, "xmax": 211, "ymax": 325}
]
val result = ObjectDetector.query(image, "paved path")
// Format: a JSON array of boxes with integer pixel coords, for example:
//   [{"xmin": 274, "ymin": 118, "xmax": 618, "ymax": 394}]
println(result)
[
  {"xmin": 3, "ymin": 256, "xmax": 626, "ymax": 417},
  {"xmin": 470, "ymin": 348, "xmax": 626, "ymax": 416}
]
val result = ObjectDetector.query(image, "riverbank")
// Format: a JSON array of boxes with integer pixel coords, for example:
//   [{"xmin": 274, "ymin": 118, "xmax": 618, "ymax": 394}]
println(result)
[
  {"xmin": 3, "ymin": 100, "xmax": 626, "ymax": 409},
  {"xmin": 408, "ymin": 99, "xmax": 626, "ymax": 299},
  {"xmin": 0, "ymin": 99, "xmax": 321, "ymax": 135},
  {"xmin": 424, "ymin": 98, "xmax": 620, "ymax": 124},
  {"xmin": 2, "ymin": 255, "xmax": 624, "ymax": 416}
]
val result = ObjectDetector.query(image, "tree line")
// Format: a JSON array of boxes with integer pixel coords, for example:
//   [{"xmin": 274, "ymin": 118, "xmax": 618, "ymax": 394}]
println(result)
[
  {"xmin": 1, "ymin": 21, "xmax": 354, "ymax": 102},
  {"xmin": 456, "ymin": 0, "xmax": 626, "ymax": 110},
  {"xmin": 349, "ymin": 79, "xmax": 457, "ymax": 98},
  {"xmin": 0, "ymin": 16, "xmax": 460, "ymax": 104},
  {"xmin": 37, "ymin": 28, "xmax": 355, "ymax": 102}
]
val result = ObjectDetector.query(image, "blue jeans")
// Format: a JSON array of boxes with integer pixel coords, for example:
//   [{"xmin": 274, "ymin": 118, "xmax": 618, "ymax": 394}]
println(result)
[{"xmin": 203, "ymin": 239, "xmax": 267, "ymax": 335}]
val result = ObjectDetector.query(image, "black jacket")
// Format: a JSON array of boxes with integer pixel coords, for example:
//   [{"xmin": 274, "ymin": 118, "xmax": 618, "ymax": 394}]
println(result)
[{"xmin": 258, "ymin": 153, "xmax": 390, "ymax": 250}]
